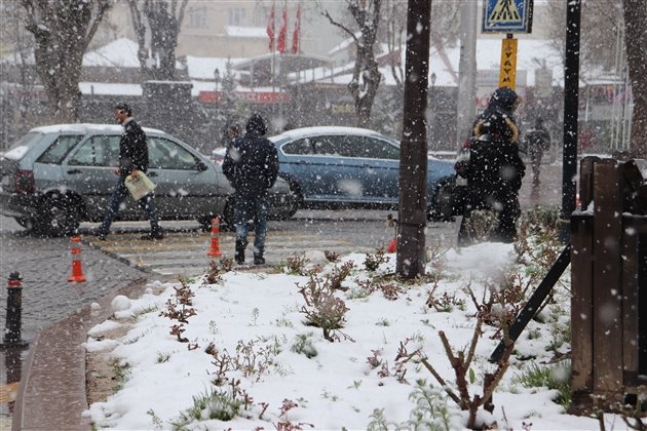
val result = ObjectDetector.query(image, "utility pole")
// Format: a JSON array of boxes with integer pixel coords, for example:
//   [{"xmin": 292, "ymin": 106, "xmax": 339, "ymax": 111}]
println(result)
[
  {"xmin": 397, "ymin": 0, "xmax": 431, "ymax": 279},
  {"xmin": 455, "ymin": 0, "xmax": 477, "ymax": 149}
]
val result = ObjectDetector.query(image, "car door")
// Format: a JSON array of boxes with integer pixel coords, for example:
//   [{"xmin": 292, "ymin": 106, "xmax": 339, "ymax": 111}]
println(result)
[
  {"xmin": 280, "ymin": 135, "xmax": 356, "ymax": 203},
  {"xmin": 146, "ymin": 135, "xmax": 226, "ymax": 218},
  {"xmin": 27, "ymin": 133, "xmax": 83, "ymax": 194},
  {"xmin": 337, "ymin": 135, "xmax": 401, "ymax": 205},
  {"xmin": 65, "ymin": 133, "xmax": 136, "ymax": 220}
]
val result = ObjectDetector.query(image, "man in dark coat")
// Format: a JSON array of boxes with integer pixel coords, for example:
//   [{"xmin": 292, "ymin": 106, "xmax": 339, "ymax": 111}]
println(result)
[
  {"xmin": 222, "ymin": 113, "xmax": 279, "ymax": 265},
  {"xmin": 94, "ymin": 103, "xmax": 163, "ymax": 241},
  {"xmin": 524, "ymin": 117, "xmax": 551, "ymax": 187},
  {"xmin": 458, "ymin": 87, "xmax": 526, "ymax": 244}
]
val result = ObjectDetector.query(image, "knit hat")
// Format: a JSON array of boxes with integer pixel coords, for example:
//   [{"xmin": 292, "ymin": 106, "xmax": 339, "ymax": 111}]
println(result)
[
  {"xmin": 489, "ymin": 87, "xmax": 519, "ymax": 113},
  {"xmin": 246, "ymin": 113, "xmax": 268, "ymax": 135}
]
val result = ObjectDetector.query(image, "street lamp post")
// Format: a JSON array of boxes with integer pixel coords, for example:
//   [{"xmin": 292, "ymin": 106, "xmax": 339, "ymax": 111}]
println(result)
[{"xmin": 214, "ymin": 68, "xmax": 221, "ymax": 97}]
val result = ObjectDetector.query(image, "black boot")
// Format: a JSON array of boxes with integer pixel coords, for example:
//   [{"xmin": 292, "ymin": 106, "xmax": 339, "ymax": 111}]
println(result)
[
  {"xmin": 253, "ymin": 246, "xmax": 265, "ymax": 265},
  {"xmin": 141, "ymin": 226, "xmax": 164, "ymax": 241},
  {"xmin": 235, "ymin": 239, "xmax": 246, "ymax": 264}
]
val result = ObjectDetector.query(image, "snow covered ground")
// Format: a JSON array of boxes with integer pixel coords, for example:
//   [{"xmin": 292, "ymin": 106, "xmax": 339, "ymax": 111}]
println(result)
[{"xmin": 84, "ymin": 235, "xmax": 637, "ymax": 430}]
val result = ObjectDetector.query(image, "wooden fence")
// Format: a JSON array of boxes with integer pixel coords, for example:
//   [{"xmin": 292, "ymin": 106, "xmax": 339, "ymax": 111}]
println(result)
[{"xmin": 570, "ymin": 156, "xmax": 647, "ymax": 414}]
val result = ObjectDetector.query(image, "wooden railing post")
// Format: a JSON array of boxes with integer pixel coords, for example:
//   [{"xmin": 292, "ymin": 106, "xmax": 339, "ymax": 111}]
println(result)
[{"xmin": 570, "ymin": 157, "xmax": 647, "ymax": 415}]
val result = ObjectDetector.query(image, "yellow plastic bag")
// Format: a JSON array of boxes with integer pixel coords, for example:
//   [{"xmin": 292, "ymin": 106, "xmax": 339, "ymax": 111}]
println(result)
[{"xmin": 125, "ymin": 172, "xmax": 156, "ymax": 200}]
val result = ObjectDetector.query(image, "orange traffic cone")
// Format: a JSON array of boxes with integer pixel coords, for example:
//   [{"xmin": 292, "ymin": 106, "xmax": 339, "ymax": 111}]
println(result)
[
  {"xmin": 68, "ymin": 236, "xmax": 87, "ymax": 282},
  {"xmin": 386, "ymin": 214, "xmax": 398, "ymax": 253},
  {"xmin": 207, "ymin": 217, "xmax": 223, "ymax": 257}
]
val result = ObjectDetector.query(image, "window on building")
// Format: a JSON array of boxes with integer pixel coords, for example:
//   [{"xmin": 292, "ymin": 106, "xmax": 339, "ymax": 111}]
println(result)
[
  {"xmin": 187, "ymin": 6, "xmax": 207, "ymax": 28},
  {"xmin": 228, "ymin": 8, "xmax": 246, "ymax": 26}
]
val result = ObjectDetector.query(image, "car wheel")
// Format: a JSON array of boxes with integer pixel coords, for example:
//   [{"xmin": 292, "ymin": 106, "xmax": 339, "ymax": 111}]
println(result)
[
  {"xmin": 196, "ymin": 216, "xmax": 213, "ymax": 232},
  {"xmin": 220, "ymin": 197, "xmax": 235, "ymax": 232},
  {"xmin": 288, "ymin": 180, "xmax": 304, "ymax": 210},
  {"xmin": 429, "ymin": 180, "xmax": 455, "ymax": 222},
  {"xmin": 273, "ymin": 187, "xmax": 299, "ymax": 220},
  {"xmin": 34, "ymin": 193, "xmax": 81, "ymax": 237},
  {"xmin": 285, "ymin": 196, "xmax": 299, "ymax": 219}
]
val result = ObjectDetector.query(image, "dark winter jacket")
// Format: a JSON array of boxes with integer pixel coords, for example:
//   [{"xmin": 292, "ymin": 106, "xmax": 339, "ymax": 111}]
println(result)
[
  {"xmin": 467, "ymin": 87, "xmax": 526, "ymax": 204},
  {"xmin": 525, "ymin": 124, "xmax": 551, "ymax": 154},
  {"xmin": 118, "ymin": 118, "xmax": 149, "ymax": 177},
  {"xmin": 222, "ymin": 114, "xmax": 279, "ymax": 197}
]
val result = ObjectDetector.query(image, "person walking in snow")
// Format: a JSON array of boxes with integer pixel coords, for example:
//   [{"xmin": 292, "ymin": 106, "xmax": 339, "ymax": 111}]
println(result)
[
  {"xmin": 524, "ymin": 117, "xmax": 551, "ymax": 188},
  {"xmin": 222, "ymin": 113, "xmax": 279, "ymax": 265},
  {"xmin": 94, "ymin": 103, "xmax": 163, "ymax": 241},
  {"xmin": 457, "ymin": 87, "xmax": 526, "ymax": 245}
]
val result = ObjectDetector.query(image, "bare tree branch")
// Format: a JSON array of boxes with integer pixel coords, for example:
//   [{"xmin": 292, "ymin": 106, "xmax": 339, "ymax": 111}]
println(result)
[
  {"xmin": 127, "ymin": 0, "xmax": 188, "ymax": 80},
  {"xmin": 20, "ymin": 0, "xmax": 113, "ymax": 122}
]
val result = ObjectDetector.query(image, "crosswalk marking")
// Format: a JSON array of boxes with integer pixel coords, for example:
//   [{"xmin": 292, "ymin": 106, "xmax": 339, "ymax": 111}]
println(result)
[{"xmin": 85, "ymin": 230, "xmax": 372, "ymax": 276}]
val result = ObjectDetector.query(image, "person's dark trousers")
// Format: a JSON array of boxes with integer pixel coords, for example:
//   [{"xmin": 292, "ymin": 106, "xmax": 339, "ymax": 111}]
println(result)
[
  {"xmin": 457, "ymin": 189, "xmax": 492, "ymax": 246},
  {"xmin": 98, "ymin": 177, "xmax": 161, "ymax": 235},
  {"xmin": 491, "ymin": 189, "xmax": 520, "ymax": 243},
  {"xmin": 234, "ymin": 193, "xmax": 269, "ymax": 264},
  {"xmin": 530, "ymin": 149, "xmax": 543, "ymax": 187}
]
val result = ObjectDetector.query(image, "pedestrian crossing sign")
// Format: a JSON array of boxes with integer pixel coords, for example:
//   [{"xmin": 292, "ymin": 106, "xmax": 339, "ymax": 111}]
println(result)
[{"xmin": 483, "ymin": 0, "xmax": 533, "ymax": 33}]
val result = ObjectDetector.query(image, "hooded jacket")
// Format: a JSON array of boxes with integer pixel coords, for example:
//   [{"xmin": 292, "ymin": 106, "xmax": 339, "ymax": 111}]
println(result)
[
  {"xmin": 467, "ymin": 87, "xmax": 525, "ymax": 194},
  {"xmin": 473, "ymin": 86, "xmax": 520, "ymax": 144},
  {"xmin": 222, "ymin": 114, "xmax": 279, "ymax": 196}
]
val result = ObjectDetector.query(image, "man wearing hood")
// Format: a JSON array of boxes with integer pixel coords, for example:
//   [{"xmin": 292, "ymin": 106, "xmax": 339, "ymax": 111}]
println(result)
[
  {"xmin": 458, "ymin": 87, "xmax": 526, "ymax": 244},
  {"xmin": 222, "ymin": 113, "xmax": 279, "ymax": 265}
]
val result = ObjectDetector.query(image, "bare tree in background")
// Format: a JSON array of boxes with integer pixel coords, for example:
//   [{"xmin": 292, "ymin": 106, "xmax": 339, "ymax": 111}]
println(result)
[
  {"xmin": 323, "ymin": 0, "xmax": 383, "ymax": 128},
  {"xmin": 545, "ymin": 0, "xmax": 647, "ymax": 156},
  {"xmin": 622, "ymin": 0, "xmax": 647, "ymax": 158},
  {"xmin": 0, "ymin": 2, "xmax": 39, "ymax": 143},
  {"xmin": 382, "ymin": 0, "xmax": 460, "ymax": 93},
  {"xmin": 545, "ymin": 1, "xmax": 624, "ymax": 72},
  {"xmin": 20, "ymin": 0, "xmax": 112, "ymax": 123},
  {"xmin": 127, "ymin": 0, "xmax": 189, "ymax": 81}
]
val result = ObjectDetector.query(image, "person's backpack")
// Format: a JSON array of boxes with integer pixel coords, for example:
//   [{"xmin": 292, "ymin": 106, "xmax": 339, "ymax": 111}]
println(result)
[{"xmin": 454, "ymin": 135, "xmax": 499, "ymax": 181}]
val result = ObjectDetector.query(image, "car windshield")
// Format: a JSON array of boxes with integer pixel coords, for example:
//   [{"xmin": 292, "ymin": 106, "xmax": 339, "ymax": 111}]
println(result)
[{"xmin": 3, "ymin": 132, "xmax": 45, "ymax": 160}]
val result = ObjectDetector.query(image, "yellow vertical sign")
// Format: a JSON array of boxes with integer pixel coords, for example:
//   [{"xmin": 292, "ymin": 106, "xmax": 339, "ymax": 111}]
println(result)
[{"xmin": 498, "ymin": 37, "xmax": 518, "ymax": 89}]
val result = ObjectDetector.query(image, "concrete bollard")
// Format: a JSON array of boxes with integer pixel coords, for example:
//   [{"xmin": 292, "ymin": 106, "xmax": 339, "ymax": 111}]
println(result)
[{"xmin": 1, "ymin": 272, "xmax": 28, "ymax": 349}]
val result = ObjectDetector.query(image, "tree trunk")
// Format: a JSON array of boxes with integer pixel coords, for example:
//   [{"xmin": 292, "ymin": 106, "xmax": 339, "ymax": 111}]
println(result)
[
  {"xmin": 128, "ymin": 0, "xmax": 188, "ymax": 82},
  {"xmin": 22, "ymin": 0, "xmax": 111, "ymax": 123},
  {"xmin": 396, "ymin": 0, "xmax": 432, "ymax": 279},
  {"xmin": 623, "ymin": 0, "xmax": 647, "ymax": 158},
  {"xmin": 350, "ymin": 56, "xmax": 382, "ymax": 128},
  {"xmin": 347, "ymin": 0, "xmax": 383, "ymax": 128}
]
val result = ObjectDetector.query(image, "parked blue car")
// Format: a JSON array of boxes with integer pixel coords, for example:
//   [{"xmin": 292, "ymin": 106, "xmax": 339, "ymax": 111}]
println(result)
[{"xmin": 267, "ymin": 126, "xmax": 457, "ymax": 220}]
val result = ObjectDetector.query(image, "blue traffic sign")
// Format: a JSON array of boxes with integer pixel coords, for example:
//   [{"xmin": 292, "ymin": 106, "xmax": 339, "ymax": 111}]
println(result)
[{"xmin": 482, "ymin": 0, "xmax": 534, "ymax": 33}]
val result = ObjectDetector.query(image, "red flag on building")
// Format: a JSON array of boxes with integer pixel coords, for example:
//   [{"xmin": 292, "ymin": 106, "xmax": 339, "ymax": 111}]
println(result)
[
  {"xmin": 277, "ymin": 4, "xmax": 288, "ymax": 54},
  {"xmin": 266, "ymin": 2, "xmax": 275, "ymax": 51},
  {"xmin": 291, "ymin": 4, "xmax": 300, "ymax": 54}
]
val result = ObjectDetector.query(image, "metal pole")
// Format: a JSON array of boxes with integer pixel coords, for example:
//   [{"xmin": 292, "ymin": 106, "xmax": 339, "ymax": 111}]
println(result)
[
  {"xmin": 489, "ymin": 243, "xmax": 572, "ymax": 362},
  {"xmin": 560, "ymin": 0, "xmax": 581, "ymax": 243}
]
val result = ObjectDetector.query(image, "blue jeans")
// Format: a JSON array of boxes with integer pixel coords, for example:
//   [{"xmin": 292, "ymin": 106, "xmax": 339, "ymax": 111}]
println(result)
[
  {"xmin": 234, "ymin": 194, "xmax": 269, "ymax": 256},
  {"xmin": 99, "ymin": 177, "xmax": 160, "ymax": 233}
]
